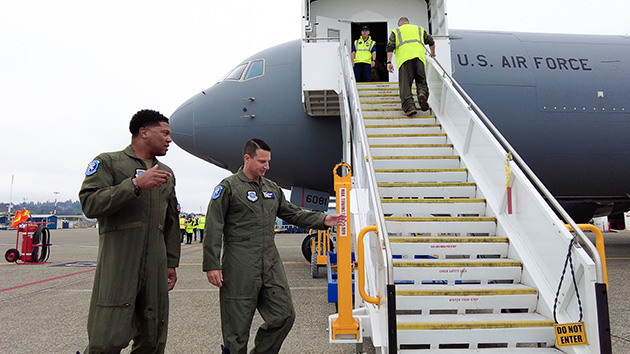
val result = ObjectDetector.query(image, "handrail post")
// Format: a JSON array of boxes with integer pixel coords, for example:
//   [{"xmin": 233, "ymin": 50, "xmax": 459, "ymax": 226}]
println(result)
[
  {"xmin": 565, "ymin": 224, "xmax": 612, "ymax": 353},
  {"xmin": 565, "ymin": 224, "xmax": 608, "ymax": 289},
  {"xmin": 358, "ymin": 224, "xmax": 380, "ymax": 305},
  {"xmin": 331, "ymin": 162, "xmax": 359, "ymax": 340}
]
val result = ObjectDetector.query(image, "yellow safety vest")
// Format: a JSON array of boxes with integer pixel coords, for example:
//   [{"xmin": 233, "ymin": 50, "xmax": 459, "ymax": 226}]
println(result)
[
  {"xmin": 198, "ymin": 216, "xmax": 206, "ymax": 229},
  {"xmin": 186, "ymin": 221, "xmax": 194, "ymax": 233},
  {"xmin": 354, "ymin": 36, "xmax": 375, "ymax": 64},
  {"xmin": 179, "ymin": 217, "xmax": 186, "ymax": 229},
  {"xmin": 392, "ymin": 24, "xmax": 425, "ymax": 68}
]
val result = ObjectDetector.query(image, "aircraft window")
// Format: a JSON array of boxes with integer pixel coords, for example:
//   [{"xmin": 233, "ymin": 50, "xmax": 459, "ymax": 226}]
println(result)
[
  {"xmin": 224, "ymin": 63, "xmax": 247, "ymax": 81},
  {"xmin": 244, "ymin": 60, "xmax": 264, "ymax": 80}
]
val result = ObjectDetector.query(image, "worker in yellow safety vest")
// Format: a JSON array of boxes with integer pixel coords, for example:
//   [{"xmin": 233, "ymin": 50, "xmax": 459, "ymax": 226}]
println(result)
[
  {"xmin": 179, "ymin": 215, "xmax": 187, "ymax": 243},
  {"xmin": 185, "ymin": 217, "xmax": 194, "ymax": 244},
  {"xmin": 386, "ymin": 17, "xmax": 436, "ymax": 116},
  {"xmin": 351, "ymin": 25, "xmax": 376, "ymax": 82},
  {"xmin": 197, "ymin": 214, "xmax": 206, "ymax": 243}
]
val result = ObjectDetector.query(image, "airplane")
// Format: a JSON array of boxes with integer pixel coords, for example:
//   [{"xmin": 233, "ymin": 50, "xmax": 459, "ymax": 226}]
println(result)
[{"xmin": 170, "ymin": 19, "xmax": 630, "ymax": 226}]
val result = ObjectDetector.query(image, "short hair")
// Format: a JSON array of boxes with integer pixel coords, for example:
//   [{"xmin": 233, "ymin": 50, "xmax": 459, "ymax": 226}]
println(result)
[
  {"xmin": 129, "ymin": 109, "xmax": 169, "ymax": 137},
  {"xmin": 398, "ymin": 17, "xmax": 410, "ymax": 26},
  {"xmin": 243, "ymin": 138, "xmax": 271, "ymax": 157}
]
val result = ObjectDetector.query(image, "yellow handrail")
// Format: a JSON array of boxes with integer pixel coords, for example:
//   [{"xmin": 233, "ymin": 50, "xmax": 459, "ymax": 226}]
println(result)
[
  {"xmin": 565, "ymin": 224, "xmax": 608, "ymax": 289},
  {"xmin": 358, "ymin": 224, "xmax": 381, "ymax": 305}
]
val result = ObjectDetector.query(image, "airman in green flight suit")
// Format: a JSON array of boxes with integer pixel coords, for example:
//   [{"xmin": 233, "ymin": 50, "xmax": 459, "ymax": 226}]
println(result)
[
  {"xmin": 203, "ymin": 138, "xmax": 346, "ymax": 354},
  {"xmin": 79, "ymin": 109, "xmax": 181, "ymax": 354}
]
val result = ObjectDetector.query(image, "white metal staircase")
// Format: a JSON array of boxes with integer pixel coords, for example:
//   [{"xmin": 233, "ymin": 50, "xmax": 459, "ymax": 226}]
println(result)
[
  {"xmin": 360, "ymin": 83, "xmax": 559, "ymax": 351},
  {"xmin": 318, "ymin": 37, "xmax": 608, "ymax": 354},
  {"xmin": 298, "ymin": 1, "xmax": 609, "ymax": 352}
]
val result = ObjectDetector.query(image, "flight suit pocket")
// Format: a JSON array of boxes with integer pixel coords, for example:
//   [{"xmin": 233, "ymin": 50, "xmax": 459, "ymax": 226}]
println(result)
[{"xmin": 90, "ymin": 302, "xmax": 135, "ymax": 349}]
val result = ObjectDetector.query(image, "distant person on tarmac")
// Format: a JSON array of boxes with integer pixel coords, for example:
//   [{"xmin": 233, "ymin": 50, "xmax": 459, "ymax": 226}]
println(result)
[
  {"xmin": 352, "ymin": 25, "xmax": 376, "ymax": 82},
  {"xmin": 186, "ymin": 216, "xmax": 194, "ymax": 244},
  {"xmin": 386, "ymin": 16, "xmax": 435, "ymax": 116},
  {"xmin": 180, "ymin": 214, "xmax": 187, "ymax": 243},
  {"xmin": 197, "ymin": 213, "xmax": 206, "ymax": 243},
  {"xmin": 79, "ymin": 109, "xmax": 180, "ymax": 354},
  {"xmin": 203, "ymin": 138, "xmax": 346, "ymax": 354}
]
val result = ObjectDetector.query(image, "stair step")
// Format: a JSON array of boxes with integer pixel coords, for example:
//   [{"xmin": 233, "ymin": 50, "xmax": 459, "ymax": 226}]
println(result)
[
  {"xmin": 362, "ymin": 102, "xmax": 405, "ymax": 110},
  {"xmin": 395, "ymin": 284, "xmax": 538, "ymax": 314},
  {"xmin": 357, "ymin": 87, "xmax": 406, "ymax": 94},
  {"xmin": 375, "ymin": 168, "xmax": 469, "ymax": 183},
  {"xmin": 397, "ymin": 314, "xmax": 556, "ymax": 351},
  {"xmin": 368, "ymin": 134, "xmax": 448, "ymax": 145},
  {"xmin": 395, "ymin": 283, "xmax": 536, "ymax": 296},
  {"xmin": 360, "ymin": 97, "xmax": 410, "ymax": 103},
  {"xmin": 365, "ymin": 123, "xmax": 441, "ymax": 129},
  {"xmin": 378, "ymin": 182, "xmax": 477, "ymax": 199},
  {"xmin": 389, "ymin": 236, "xmax": 508, "ymax": 243},
  {"xmin": 373, "ymin": 156, "xmax": 461, "ymax": 169},
  {"xmin": 360, "ymin": 93, "xmax": 401, "ymax": 98},
  {"xmin": 393, "ymin": 259, "xmax": 522, "ymax": 285},
  {"xmin": 365, "ymin": 125, "xmax": 443, "ymax": 135},
  {"xmin": 381, "ymin": 198, "xmax": 487, "ymax": 216},
  {"xmin": 390, "ymin": 236, "xmax": 508, "ymax": 259},
  {"xmin": 397, "ymin": 313, "xmax": 553, "ymax": 330},
  {"xmin": 362, "ymin": 110, "xmax": 417, "ymax": 118},
  {"xmin": 370, "ymin": 144, "xmax": 453, "ymax": 157},
  {"xmin": 393, "ymin": 259, "xmax": 521, "ymax": 268},
  {"xmin": 386, "ymin": 216, "xmax": 497, "ymax": 236},
  {"xmin": 363, "ymin": 107, "xmax": 412, "ymax": 114},
  {"xmin": 363, "ymin": 116, "xmax": 436, "ymax": 125}
]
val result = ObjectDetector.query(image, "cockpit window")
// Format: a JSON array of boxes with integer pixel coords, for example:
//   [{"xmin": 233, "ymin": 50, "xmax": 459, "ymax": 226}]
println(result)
[
  {"xmin": 244, "ymin": 60, "xmax": 264, "ymax": 80},
  {"xmin": 224, "ymin": 63, "xmax": 247, "ymax": 81},
  {"xmin": 222, "ymin": 59, "xmax": 265, "ymax": 82}
]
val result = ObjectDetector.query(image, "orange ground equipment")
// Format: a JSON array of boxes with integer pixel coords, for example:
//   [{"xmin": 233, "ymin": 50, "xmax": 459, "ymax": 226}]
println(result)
[{"xmin": 4, "ymin": 213, "xmax": 51, "ymax": 264}]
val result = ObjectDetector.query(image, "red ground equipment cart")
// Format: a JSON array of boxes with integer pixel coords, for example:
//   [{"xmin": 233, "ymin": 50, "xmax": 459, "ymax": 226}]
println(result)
[{"xmin": 4, "ymin": 213, "xmax": 52, "ymax": 264}]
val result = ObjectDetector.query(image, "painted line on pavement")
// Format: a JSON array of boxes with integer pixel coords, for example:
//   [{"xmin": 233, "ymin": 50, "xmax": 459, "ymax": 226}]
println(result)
[{"xmin": 0, "ymin": 268, "xmax": 95, "ymax": 293}]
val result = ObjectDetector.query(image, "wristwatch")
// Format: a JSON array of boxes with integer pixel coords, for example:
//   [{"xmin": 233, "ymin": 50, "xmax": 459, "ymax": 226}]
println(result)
[{"xmin": 131, "ymin": 178, "xmax": 141, "ymax": 193}]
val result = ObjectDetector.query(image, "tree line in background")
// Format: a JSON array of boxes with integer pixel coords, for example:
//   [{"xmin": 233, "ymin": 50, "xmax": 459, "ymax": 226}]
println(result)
[{"xmin": 1, "ymin": 200, "xmax": 82, "ymax": 215}]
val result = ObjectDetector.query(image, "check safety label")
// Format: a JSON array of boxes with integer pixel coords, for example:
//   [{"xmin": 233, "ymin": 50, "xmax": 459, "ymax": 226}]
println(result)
[
  {"xmin": 554, "ymin": 322, "xmax": 588, "ymax": 347},
  {"xmin": 339, "ymin": 188, "xmax": 347, "ymax": 237}
]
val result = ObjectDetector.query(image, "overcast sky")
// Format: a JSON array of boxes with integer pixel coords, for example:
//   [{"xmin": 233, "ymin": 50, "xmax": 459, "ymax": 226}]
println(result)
[{"xmin": 1, "ymin": 0, "xmax": 628, "ymax": 214}]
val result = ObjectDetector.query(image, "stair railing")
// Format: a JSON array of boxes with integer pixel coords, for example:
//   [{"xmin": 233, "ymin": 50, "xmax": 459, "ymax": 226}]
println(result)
[
  {"xmin": 423, "ymin": 45, "xmax": 609, "ymax": 353},
  {"xmin": 337, "ymin": 41, "xmax": 397, "ymax": 353}
]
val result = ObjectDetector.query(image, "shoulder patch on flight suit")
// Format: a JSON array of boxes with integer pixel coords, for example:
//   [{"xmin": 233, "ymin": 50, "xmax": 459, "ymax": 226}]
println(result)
[
  {"xmin": 247, "ymin": 191, "xmax": 258, "ymax": 202},
  {"xmin": 85, "ymin": 159, "xmax": 100, "ymax": 176},
  {"xmin": 212, "ymin": 185, "xmax": 223, "ymax": 200},
  {"xmin": 262, "ymin": 191, "xmax": 275, "ymax": 199}
]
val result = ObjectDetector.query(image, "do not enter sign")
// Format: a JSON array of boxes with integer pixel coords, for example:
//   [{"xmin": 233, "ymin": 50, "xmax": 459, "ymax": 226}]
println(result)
[{"xmin": 554, "ymin": 322, "xmax": 588, "ymax": 347}]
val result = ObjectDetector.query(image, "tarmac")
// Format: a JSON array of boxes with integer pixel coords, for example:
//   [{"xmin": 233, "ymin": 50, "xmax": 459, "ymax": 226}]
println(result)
[{"xmin": 0, "ymin": 228, "xmax": 628, "ymax": 353}]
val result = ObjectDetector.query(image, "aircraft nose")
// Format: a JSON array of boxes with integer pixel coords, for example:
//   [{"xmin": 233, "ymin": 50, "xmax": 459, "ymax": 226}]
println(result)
[{"xmin": 170, "ymin": 94, "xmax": 199, "ymax": 153}]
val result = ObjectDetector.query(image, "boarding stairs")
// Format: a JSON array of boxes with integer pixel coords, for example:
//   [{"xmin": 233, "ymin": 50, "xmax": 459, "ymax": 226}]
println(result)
[
  {"xmin": 329, "ymin": 40, "xmax": 608, "ymax": 354},
  {"xmin": 358, "ymin": 83, "xmax": 558, "ymax": 352}
]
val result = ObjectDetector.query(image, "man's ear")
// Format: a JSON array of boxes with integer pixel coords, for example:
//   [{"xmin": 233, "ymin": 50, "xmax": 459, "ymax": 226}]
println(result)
[{"xmin": 138, "ymin": 126, "xmax": 148, "ymax": 139}]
